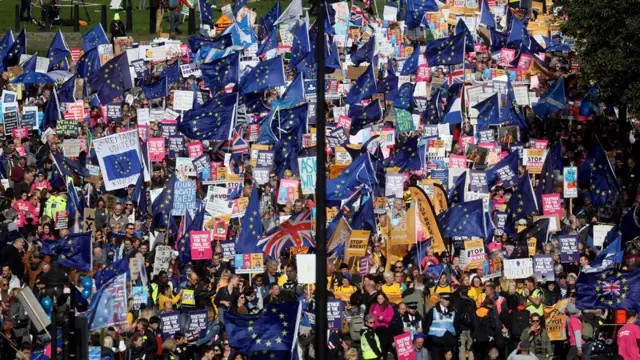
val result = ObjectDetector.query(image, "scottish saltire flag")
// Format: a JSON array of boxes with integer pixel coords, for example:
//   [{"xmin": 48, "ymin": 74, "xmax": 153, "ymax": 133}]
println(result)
[
  {"xmin": 40, "ymin": 232, "xmax": 92, "ymax": 271},
  {"xmin": 82, "ymin": 24, "xmax": 109, "ymax": 52},
  {"xmin": 76, "ymin": 48, "xmax": 101, "ymax": 79},
  {"xmin": 3, "ymin": 29, "xmax": 25, "ymax": 66},
  {"xmin": 0, "ymin": 30, "xmax": 14, "ymax": 65},
  {"xmin": 199, "ymin": 0, "xmax": 214, "ymax": 26},
  {"xmin": 161, "ymin": 61, "xmax": 181, "ymax": 84},
  {"xmin": 480, "ymin": 0, "xmax": 495, "ymax": 28},
  {"xmin": 86, "ymin": 272, "xmax": 128, "ymax": 331},
  {"xmin": 506, "ymin": 171, "xmax": 538, "ymax": 221},
  {"xmin": 274, "ymin": 0, "xmax": 302, "ymax": 26},
  {"xmin": 455, "ymin": 19, "xmax": 475, "ymax": 52},
  {"xmin": 257, "ymin": 210, "xmax": 314, "ymax": 257},
  {"xmin": 58, "ymin": 74, "xmax": 77, "ymax": 103},
  {"xmin": 441, "ymin": 83, "xmax": 464, "ymax": 124},
  {"xmin": 240, "ymin": 56, "xmax": 285, "ymax": 95},
  {"xmin": 401, "ymin": 45, "xmax": 420, "ymax": 75},
  {"xmin": 93, "ymin": 130, "xmax": 147, "ymax": 191},
  {"xmin": 234, "ymin": 0, "xmax": 248, "ymax": 14},
  {"xmin": 327, "ymin": 154, "xmax": 377, "ymax": 201},
  {"xmin": 93, "ymin": 257, "xmax": 129, "ymax": 290},
  {"xmin": 178, "ymin": 93, "xmax": 237, "ymax": 140},
  {"xmin": 188, "ymin": 33, "xmax": 233, "ymax": 54},
  {"xmin": 533, "ymin": 77, "xmax": 567, "ymax": 119},
  {"xmin": 346, "ymin": 64, "xmax": 377, "ymax": 105},
  {"xmin": 224, "ymin": 303, "xmax": 301, "ymax": 355},
  {"xmin": 425, "ymin": 32, "xmax": 465, "ymax": 66},
  {"xmin": 47, "ymin": 30, "xmax": 70, "ymax": 71},
  {"xmin": 578, "ymin": 139, "xmax": 619, "ymax": 206},
  {"xmin": 448, "ymin": 170, "xmax": 466, "ymax": 206},
  {"xmin": 52, "ymin": 152, "xmax": 89, "ymax": 178},
  {"xmin": 89, "ymin": 53, "xmax": 133, "ymax": 104},
  {"xmin": 438, "ymin": 199, "xmax": 487, "ymax": 238},
  {"xmin": 142, "ymin": 77, "xmax": 168, "ymax": 100},
  {"xmin": 258, "ymin": 2, "xmax": 282, "ymax": 39},
  {"xmin": 257, "ymin": 29, "xmax": 278, "ymax": 57},
  {"xmin": 578, "ymin": 87, "xmax": 600, "ymax": 120},
  {"xmin": 238, "ymin": 15, "xmax": 259, "ymax": 45},
  {"xmin": 289, "ymin": 20, "xmax": 310, "ymax": 69},
  {"xmin": 236, "ymin": 186, "xmax": 264, "ymax": 254},
  {"xmin": 406, "ymin": 0, "xmax": 438, "ymax": 28},
  {"xmin": 583, "ymin": 236, "xmax": 623, "ymax": 274},
  {"xmin": 474, "ymin": 93, "xmax": 500, "ymax": 128},
  {"xmin": 576, "ymin": 268, "xmax": 640, "ymax": 311},
  {"xmin": 349, "ymin": 99, "xmax": 383, "ymax": 135},
  {"xmin": 200, "ymin": 52, "xmax": 239, "ymax": 94},
  {"xmin": 350, "ymin": 36, "xmax": 375, "ymax": 67}
]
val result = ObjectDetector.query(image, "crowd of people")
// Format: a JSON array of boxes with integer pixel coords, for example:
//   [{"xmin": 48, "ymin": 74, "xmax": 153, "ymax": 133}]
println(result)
[{"xmin": 0, "ymin": 0, "xmax": 639, "ymax": 359}]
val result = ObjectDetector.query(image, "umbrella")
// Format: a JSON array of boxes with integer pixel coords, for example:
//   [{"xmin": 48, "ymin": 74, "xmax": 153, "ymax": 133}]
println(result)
[
  {"xmin": 47, "ymin": 70, "xmax": 73, "ymax": 82},
  {"xmin": 11, "ymin": 72, "xmax": 55, "ymax": 85}
]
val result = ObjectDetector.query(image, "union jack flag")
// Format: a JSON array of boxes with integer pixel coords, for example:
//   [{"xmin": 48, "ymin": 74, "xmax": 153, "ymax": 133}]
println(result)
[
  {"xmin": 363, "ymin": 0, "xmax": 371, "ymax": 8},
  {"xmin": 257, "ymin": 209, "xmax": 315, "ymax": 257},
  {"xmin": 350, "ymin": 5, "xmax": 370, "ymax": 27},
  {"xmin": 231, "ymin": 126, "xmax": 249, "ymax": 154},
  {"xmin": 601, "ymin": 280, "xmax": 622, "ymax": 296}
]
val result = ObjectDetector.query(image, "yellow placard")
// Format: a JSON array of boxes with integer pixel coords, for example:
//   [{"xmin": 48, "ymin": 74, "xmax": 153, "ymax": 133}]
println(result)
[
  {"xmin": 389, "ymin": 206, "xmax": 416, "ymax": 245},
  {"xmin": 407, "ymin": 186, "xmax": 446, "ymax": 253},
  {"xmin": 544, "ymin": 299, "xmax": 569, "ymax": 341},
  {"xmin": 346, "ymin": 230, "xmax": 370, "ymax": 257}
]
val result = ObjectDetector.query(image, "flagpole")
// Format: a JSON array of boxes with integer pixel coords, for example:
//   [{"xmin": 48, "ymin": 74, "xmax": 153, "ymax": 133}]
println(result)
[{"xmin": 314, "ymin": 0, "xmax": 328, "ymax": 359}]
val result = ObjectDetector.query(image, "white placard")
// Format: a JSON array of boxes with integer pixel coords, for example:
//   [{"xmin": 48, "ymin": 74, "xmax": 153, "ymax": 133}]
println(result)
[
  {"xmin": 503, "ymin": 258, "xmax": 534, "ymax": 279},
  {"xmin": 593, "ymin": 224, "xmax": 614, "ymax": 248},
  {"xmin": 137, "ymin": 108, "xmax": 150, "ymax": 125},
  {"xmin": 296, "ymin": 254, "xmax": 316, "ymax": 284},
  {"xmin": 93, "ymin": 130, "xmax": 149, "ymax": 191},
  {"xmin": 383, "ymin": 5, "xmax": 397, "ymax": 22},
  {"xmin": 173, "ymin": 90, "xmax": 194, "ymax": 111}
]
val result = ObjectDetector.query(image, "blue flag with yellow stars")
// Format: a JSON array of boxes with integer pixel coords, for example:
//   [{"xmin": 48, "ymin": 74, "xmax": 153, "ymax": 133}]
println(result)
[
  {"xmin": 577, "ymin": 268, "xmax": 640, "ymax": 311},
  {"xmin": 394, "ymin": 82, "xmax": 416, "ymax": 110},
  {"xmin": 161, "ymin": 61, "xmax": 181, "ymax": 85},
  {"xmin": 235, "ymin": 185, "xmax": 264, "ymax": 254},
  {"xmin": 327, "ymin": 153, "xmax": 377, "ymax": 202},
  {"xmin": 474, "ymin": 93, "xmax": 500, "ymax": 128},
  {"xmin": 349, "ymin": 99, "xmax": 383, "ymax": 135},
  {"xmin": 487, "ymin": 150, "xmax": 519, "ymax": 188},
  {"xmin": 289, "ymin": 20, "xmax": 310, "ymax": 70},
  {"xmin": 351, "ymin": 195, "xmax": 377, "ymax": 232},
  {"xmin": 513, "ymin": 218, "xmax": 549, "ymax": 257},
  {"xmin": 76, "ymin": 48, "xmax": 101, "ymax": 79},
  {"xmin": 51, "ymin": 152, "xmax": 90, "ymax": 178},
  {"xmin": 89, "ymin": 53, "xmax": 133, "ymax": 105},
  {"xmin": 350, "ymin": 36, "xmax": 376, "ymax": 67},
  {"xmin": 103, "ymin": 149, "xmax": 143, "ymax": 181},
  {"xmin": 578, "ymin": 139, "xmax": 619, "ymax": 206},
  {"xmin": 377, "ymin": 69, "xmax": 398, "ymax": 102},
  {"xmin": 240, "ymin": 55, "xmax": 285, "ymax": 95},
  {"xmin": 401, "ymin": 44, "xmax": 420, "ymax": 75},
  {"xmin": 277, "ymin": 72, "xmax": 304, "ymax": 109},
  {"xmin": 142, "ymin": 77, "xmax": 168, "ymax": 100},
  {"xmin": 178, "ymin": 93, "xmax": 237, "ymax": 140},
  {"xmin": 490, "ymin": 26, "xmax": 508, "ymax": 52},
  {"xmin": 3, "ymin": 29, "xmax": 25, "ymax": 67},
  {"xmin": 224, "ymin": 303, "xmax": 301, "ymax": 354},
  {"xmin": 258, "ymin": 2, "xmax": 282, "ymax": 40},
  {"xmin": 273, "ymin": 104, "xmax": 307, "ymax": 178},
  {"xmin": 87, "ymin": 272, "xmax": 128, "ymax": 331},
  {"xmin": 406, "ymin": 0, "xmax": 438, "ymax": 28},
  {"xmin": 41, "ymin": 88, "xmax": 63, "ymax": 131},
  {"xmin": 82, "ymin": 24, "xmax": 109, "ymax": 52},
  {"xmin": 151, "ymin": 174, "xmax": 177, "ymax": 232},
  {"xmin": 425, "ymin": 32, "xmax": 465, "ymax": 66},
  {"xmin": 535, "ymin": 142, "xmax": 562, "ymax": 207},
  {"xmin": 383, "ymin": 136, "xmax": 423, "ymax": 171},
  {"xmin": 438, "ymin": 199, "xmax": 487, "ymax": 238},
  {"xmin": 40, "ymin": 232, "xmax": 92, "ymax": 271},
  {"xmin": 93, "ymin": 256, "xmax": 129, "ymax": 290},
  {"xmin": 507, "ymin": 15, "xmax": 526, "ymax": 48},
  {"xmin": 198, "ymin": 0, "xmax": 214, "ymax": 26},
  {"xmin": 506, "ymin": 171, "xmax": 538, "ymax": 222},
  {"xmin": 448, "ymin": 170, "xmax": 466, "ymax": 206},
  {"xmin": 346, "ymin": 64, "xmax": 377, "ymax": 105},
  {"xmin": 480, "ymin": 0, "xmax": 495, "ymax": 28},
  {"xmin": 0, "ymin": 30, "xmax": 14, "ymax": 68},
  {"xmin": 455, "ymin": 19, "xmax": 475, "ymax": 52},
  {"xmin": 201, "ymin": 52, "xmax": 240, "ymax": 94},
  {"xmin": 256, "ymin": 110, "xmax": 279, "ymax": 145},
  {"xmin": 58, "ymin": 74, "xmax": 77, "ymax": 103},
  {"xmin": 47, "ymin": 30, "xmax": 70, "ymax": 71},
  {"xmin": 257, "ymin": 29, "xmax": 278, "ymax": 57},
  {"xmin": 422, "ymin": 88, "xmax": 442, "ymax": 125}
]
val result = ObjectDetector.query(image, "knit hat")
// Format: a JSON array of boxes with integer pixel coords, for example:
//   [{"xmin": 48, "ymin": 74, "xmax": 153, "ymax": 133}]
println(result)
[{"xmin": 114, "ymin": 13, "xmax": 120, "ymax": 21}]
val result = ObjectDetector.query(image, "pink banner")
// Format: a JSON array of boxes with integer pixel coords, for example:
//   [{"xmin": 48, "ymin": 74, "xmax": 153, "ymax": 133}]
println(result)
[{"xmin": 190, "ymin": 231, "xmax": 212, "ymax": 260}]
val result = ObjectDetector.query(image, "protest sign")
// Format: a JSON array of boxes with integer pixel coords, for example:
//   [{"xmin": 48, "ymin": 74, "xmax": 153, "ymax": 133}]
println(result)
[
  {"xmin": 176, "ymin": 157, "xmax": 196, "ymax": 178},
  {"xmin": 533, "ymin": 255, "xmax": 555, "ymax": 282},
  {"xmin": 153, "ymin": 245, "xmax": 172, "ymax": 275},
  {"xmin": 277, "ymin": 179, "xmax": 298, "ymax": 204},
  {"xmin": 297, "ymin": 254, "xmax": 316, "ymax": 284},
  {"xmin": 190, "ymin": 231, "xmax": 212, "ymax": 260},
  {"xmin": 346, "ymin": 230, "xmax": 370, "ymax": 258},
  {"xmin": 129, "ymin": 257, "xmax": 141, "ymax": 283},
  {"xmin": 63, "ymin": 139, "xmax": 82, "ymax": 158},
  {"xmin": 470, "ymin": 170, "xmax": 488, "ymax": 193},
  {"xmin": 359, "ymin": 256, "xmax": 369, "ymax": 277},
  {"xmin": 394, "ymin": 332, "xmax": 416, "ymax": 360},
  {"xmin": 545, "ymin": 299, "xmax": 569, "ymax": 341},
  {"xmin": 563, "ymin": 167, "xmax": 578, "ymax": 198},
  {"xmin": 186, "ymin": 310, "xmax": 208, "ymax": 339},
  {"xmin": 160, "ymin": 312, "xmax": 181, "ymax": 339},
  {"xmin": 478, "ymin": 129, "xmax": 495, "ymax": 143},
  {"xmin": 558, "ymin": 235, "xmax": 579, "ymax": 263},
  {"xmin": 503, "ymin": 258, "xmax": 534, "ymax": 279},
  {"xmin": 173, "ymin": 90, "xmax": 194, "ymax": 111},
  {"xmin": 385, "ymin": 173, "xmax": 405, "ymax": 198},
  {"xmin": 94, "ymin": 131, "xmax": 148, "ymax": 191},
  {"xmin": 524, "ymin": 149, "xmax": 545, "ymax": 174},
  {"xmin": 55, "ymin": 211, "xmax": 67, "ymax": 229},
  {"xmin": 131, "ymin": 286, "xmax": 149, "ymax": 311},
  {"xmin": 394, "ymin": 108, "xmax": 416, "ymax": 133},
  {"xmin": 593, "ymin": 224, "xmax": 614, "ymax": 248},
  {"xmin": 2, "ymin": 110, "xmax": 18, "ymax": 136},
  {"xmin": 256, "ymin": 150, "xmax": 275, "ymax": 169},
  {"xmin": 193, "ymin": 154, "xmax": 210, "ymax": 174},
  {"xmin": 172, "ymin": 180, "xmax": 196, "ymax": 216},
  {"xmin": 56, "ymin": 119, "xmax": 80, "ymax": 137},
  {"xmin": 327, "ymin": 300, "xmax": 344, "ymax": 330},
  {"xmin": 298, "ymin": 157, "xmax": 317, "ymax": 195},
  {"xmin": 11, "ymin": 127, "xmax": 29, "ymax": 139},
  {"xmin": 234, "ymin": 254, "xmax": 264, "ymax": 274},
  {"xmin": 389, "ymin": 206, "xmax": 417, "ymax": 245},
  {"xmin": 541, "ymin": 194, "xmax": 562, "ymax": 216},
  {"xmin": 219, "ymin": 239, "xmax": 235, "ymax": 260},
  {"xmin": 460, "ymin": 239, "xmax": 486, "ymax": 270},
  {"xmin": 188, "ymin": 141, "xmax": 204, "ymax": 159},
  {"xmin": 148, "ymin": 138, "xmax": 166, "ymax": 162}
]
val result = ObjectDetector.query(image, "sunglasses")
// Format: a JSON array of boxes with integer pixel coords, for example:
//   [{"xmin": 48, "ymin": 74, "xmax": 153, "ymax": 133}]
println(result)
[{"xmin": 531, "ymin": 319, "xmax": 540, "ymax": 323}]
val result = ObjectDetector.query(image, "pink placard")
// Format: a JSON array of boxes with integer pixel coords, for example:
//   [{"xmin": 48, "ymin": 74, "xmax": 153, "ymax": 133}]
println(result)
[
  {"xmin": 478, "ymin": 142, "xmax": 497, "ymax": 152},
  {"xmin": 394, "ymin": 332, "xmax": 416, "ymax": 360},
  {"xmin": 459, "ymin": 136, "xmax": 475, "ymax": 152},
  {"xmin": 449, "ymin": 155, "xmax": 467, "ymax": 169},
  {"xmin": 517, "ymin": 53, "xmax": 533, "ymax": 70},
  {"xmin": 337, "ymin": 116, "xmax": 352, "ymax": 131},
  {"xmin": 498, "ymin": 48, "xmax": 516, "ymax": 67},
  {"xmin": 248, "ymin": 124, "xmax": 260, "ymax": 142},
  {"xmin": 188, "ymin": 141, "xmax": 204, "ymax": 159},
  {"xmin": 148, "ymin": 138, "xmax": 166, "ymax": 162},
  {"xmin": 533, "ymin": 139, "xmax": 548, "ymax": 150},
  {"xmin": 417, "ymin": 64, "xmax": 430, "ymax": 82},
  {"xmin": 12, "ymin": 127, "xmax": 29, "ymax": 139},
  {"xmin": 64, "ymin": 100, "xmax": 84, "ymax": 121},
  {"xmin": 542, "ymin": 194, "xmax": 563, "ymax": 216},
  {"xmin": 190, "ymin": 231, "xmax": 212, "ymax": 260}
]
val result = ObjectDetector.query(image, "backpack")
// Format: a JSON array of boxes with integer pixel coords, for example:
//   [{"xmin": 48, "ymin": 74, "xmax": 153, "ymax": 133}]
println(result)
[
  {"xmin": 458, "ymin": 297, "xmax": 475, "ymax": 327},
  {"xmin": 580, "ymin": 315, "xmax": 597, "ymax": 341},
  {"xmin": 349, "ymin": 314, "xmax": 365, "ymax": 342},
  {"xmin": 510, "ymin": 310, "xmax": 530, "ymax": 339}
]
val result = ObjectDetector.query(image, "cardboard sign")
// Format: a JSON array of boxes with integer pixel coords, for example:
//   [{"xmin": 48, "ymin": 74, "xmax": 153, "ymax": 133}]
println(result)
[
  {"xmin": 503, "ymin": 258, "xmax": 534, "ymax": 279},
  {"xmin": 563, "ymin": 167, "xmax": 578, "ymax": 198},
  {"xmin": 297, "ymin": 254, "xmax": 316, "ymax": 284},
  {"xmin": 558, "ymin": 235, "xmax": 579, "ymax": 263},
  {"xmin": 541, "ymin": 194, "xmax": 562, "ymax": 216},
  {"xmin": 234, "ymin": 253, "xmax": 264, "ymax": 274},
  {"xmin": 56, "ymin": 119, "xmax": 80, "ymax": 137},
  {"xmin": 346, "ymin": 230, "xmax": 370, "ymax": 257},
  {"xmin": 173, "ymin": 90, "xmax": 194, "ymax": 111},
  {"xmin": 460, "ymin": 239, "xmax": 486, "ymax": 270},
  {"xmin": 593, "ymin": 224, "xmax": 614, "ymax": 248},
  {"xmin": 394, "ymin": 332, "xmax": 416, "ymax": 360},
  {"xmin": 83, "ymin": 208, "xmax": 96, "ymax": 231},
  {"xmin": 533, "ymin": 255, "xmax": 555, "ymax": 282},
  {"xmin": 545, "ymin": 299, "xmax": 569, "ymax": 341},
  {"xmin": 190, "ymin": 231, "xmax": 212, "ymax": 260}
]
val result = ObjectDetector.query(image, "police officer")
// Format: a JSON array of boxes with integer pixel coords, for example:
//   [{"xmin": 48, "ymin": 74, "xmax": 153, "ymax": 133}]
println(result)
[
  {"xmin": 44, "ymin": 190, "xmax": 67, "ymax": 219},
  {"xmin": 423, "ymin": 292, "xmax": 460, "ymax": 360},
  {"xmin": 526, "ymin": 289, "xmax": 545, "ymax": 327},
  {"xmin": 361, "ymin": 314, "xmax": 383, "ymax": 360}
]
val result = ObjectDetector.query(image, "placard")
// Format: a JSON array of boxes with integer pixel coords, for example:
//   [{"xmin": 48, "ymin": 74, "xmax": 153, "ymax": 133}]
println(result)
[
  {"xmin": 449, "ymin": 155, "xmax": 467, "ymax": 169},
  {"xmin": 219, "ymin": 239, "xmax": 235, "ymax": 260},
  {"xmin": 188, "ymin": 141, "xmax": 204, "ymax": 159},
  {"xmin": 160, "ymin": 311, "xmax": 181, "ymax": 339},
  {"xmin": 131, "ymin": 286, "xmax": 149, "ymax": 311},
  {"xmin": 541, "ymin": 194, "xmax": 562, "ymax": 216},
  {"xmin": 297, "ymin": 254, "xmax": 316, "ymax": 284},
  {"xmin": 186, "ymin": 310, "xmax": 208, "ymax": 339},
  {"xmin": 346, "ymin": 230, "xmax": 370, "ymax": 258},
  {"xmin": 277, "ymin": 179, "xmax": 299, "ymax": 204},
  {"xmin": 460, "ymin": 239, "xmax": 486, "ymax": 270},
  {"xmin": 385, "ymin": 173, "xmax": 405, "ymax": 198},
  {"xmin": 3, "ymin": 111, "xmax": 19, "ymax": 136},
  {"xmin": 298, "ymin": 157, "xmax": 317, "ymax": 195},
  {"xmin": 394, "ymin": 332, "xmax": 416, "ymax": 360},
  {"xmin": 55, "ymin": 211, "xmax": 68, "ymax": 229},
  {"xmin": 173, "ymin": 90, "xmax": 194, "ymax": 111},
  {"xmin": 470, "ymin": 170, "xmax": 488, "ymax": 193},
  {"xmin": 234, "ymin": 253, "xmax": 264, "ymax": 274},
  {"xmin": 503, "ymin": 258, "xmax": 534, "ymax": 279},
  {"xmin": 256, "ymin": 150, "xmax": 275, "ymax": 169},
  {"xmin": 592, "ymin": 224, "xmax": 613, "ymax": 248},
  {"xmin": 153, "ymin": 245, "xmax": 172, "ymax": 275},
  {"xmin": 558, "ymin": 235, "xmax": 578, "ymax": 263},
  {"xmin": 563, "ymin": 167, "xmax": 577, "ymax": 198},
  {"xmin": 190, "ymin": 231, "xmax": 212, "ymax": 260},
  {"xmin": 176, "ymin": 157, "xmax": 196, "ymax": 177},
  {"xmin": 327, "ymin": 300, "xmax": 343, "ymax": 330},
  {"xmin": 148, "ymin": 138, "xmax": 166, "ymax": 162},
  {"xmin": 394, "ymin": 108, "xmax": 416, "ymax": 133},
  {"xmin": 533, "ymin": 255, "xmax": 555, "ymax": 282},
  {"xmin": 171, "ymin": 180, "xmax": 196, "ymax": 216},
  {"xmin": 524, "ymin": 149, "xmax": 545, "ymax": 174}
]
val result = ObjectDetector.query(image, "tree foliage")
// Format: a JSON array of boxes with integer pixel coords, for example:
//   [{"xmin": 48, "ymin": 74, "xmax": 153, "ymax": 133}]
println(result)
[{"xmin": 560, "ymin": 0, "xmax": 640, "ymax": 113}]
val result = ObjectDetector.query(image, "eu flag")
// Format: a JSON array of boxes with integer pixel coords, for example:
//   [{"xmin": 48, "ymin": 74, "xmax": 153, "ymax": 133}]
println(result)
[
  {"xmin": 513, "ymin": 218, "xmax": 549, "ymax": 257},
  {"xmin": 502, "ymin": 78, "xmax": 528, "ymax": 133},
  {"xmin": 576, "ymin": 268, "xmax": 640, "ymax": 311},
  {"xmin": 40, "ymin": 232, "xmax": 92, "ymax": 271},
  {"xmin": 256, "ymin": 110, "xmax": 279, "ymax": 145},
  {"xmin": 76, "ymin": 48, "xmax": 101, "ymax": 79},
  {"xmin": 406, "ymin": 0, "xmax": 438, "ymax": 28},
  {"xmin": 384, "ymin": 136, "xmax": 423, "ymax": 171},
  {"xmin": 82, "ymin": 24, "xmax": 109, "ymax": 52},
  {"xmin": 448, "ymin": 170, "xmax": 466, "ymax": 206},
  {"xmin": 257, "ymin": 29, "xmax": 278, "ymax": 57},
  {"xmin": 151, "ymin": 174, "xmax": 177, "ymax": 232},
  {"xmin": 578, "ymin": 87, "xmax": 600, "ymax": 120},
  {"xmin": 345, "ymin": 64, "xmax": 377, "ymax": 105},
  {"xmin": 58, "ymin": 74, "xmax": 77, "ymax": 103},
  {"xmin": 349, "ymin": 99, "xmax": 383, "ymax": 135},
  {"xmin": 425, "ymin": 32, "xmax": 465, "ymax": 66},
  {"xmin": 3, "ymin": 29, "xmax": 25, "ymax": 67},
  {"xmin": 273, "ymin": 104, "xmax": 307, "ymax": 178},
  {"xmin": 41, "ymin": 87, "xmax": 62, "ymax": 131},
  {"xmin": 438, "ymin": 199, "xmax": 486, "ymax": 238},
  {"xmin": 506, "ymin": 171, "xmax": 538, "ymax": 221},
  {"xmin": 239, "ymin": 56, "xmax": 285, "ymax": 95},
  {"xmin": 103, "ymin": 149, "xmax": 143, "ymax": 180},
  {"xmin": 327, "ymin": 154, "xmax": 377, "ymax": 201},
  {"xmin": 142, "ymin": 77, "xmax": 168, "ymax": 100},
  {"xmin": 394, "ymin": 83, "xmax": 416, "ymax": 110},
  {"xmin": 350, "ymin": 196, "xmax": 376, "ymax": 232},
  {"xmin": 235, "ymin": 186, "xmax": 264, "ymax": 254},
  {"xmin": 474, "ymin": 93, "xmax": 500, "ymax": 128},
  {"xmin": 506, "ymin": 15, "xmax": 526, "ymax": 48},
  {"xmin": 258, "ymin": 2, "xmax": 282, "ymax": 40},
  {"xmin": 535, "ymin": 142, "xmax": 562, "ymax": 207},
  {"xmin": 578, "ymin": 139, "xmax": 619, "ymax": 206},
  {"xmin": 401, "ymin": 44, "xmax": 420, "ymax": 75},
  {"xmin": 351, "ymin": 36, "xmax": 375, "ymax": 67},
  {"xmin": 93, "ymin": 256, "xmax": 129, "ymax": 289},
  {"xmin": 289, "ymin": 20, "xmax": 311, "ymax": 69},
  {"xmin": 0, "ymin": 30, "xmax": 14, "ymax": 67},
  {"xmin": 422, "ymin": 88, "xmax": 442, "ymax": 124},
  {"xmin": 377, "ymin": 70, "xmax": 398, "ymax": 103},
  {"xmin": 224, "ymin": 303, "xmax": 301, "ymax": 353},
  {"xmin": 490, "ymin": 27, "xmax": 508, "ymax": 52},
  {"xmin": 198, "ymin": 0, "xmax": 214, "ymax": 26},
  {"xmin": 177, "ymin": 204, "xmax": 205, "ymax": 267},
  {"xmin": 480, "ymin": 0, "xmax": 495, "ymax": 28},
  {"xmin": 201, "ymin": 52, "xmax": 240, "ymax": 94},
  {"xmin": 89, "ymin": 53, "xmax": 133, "ymax": 105},
  {"xmin": 178, "ymin": 93, "xmax": 237, "ymax": 140},
  {"xmin": 161, "ymin": 61, "xmax": 181, "ymax": 85},
  {"xmin": 87, "ymin": 272, "xmax": 128, "ymax": 331},
  {"xmin": 132, "ymin": 171, "xmax": 147, "ymax": 216},
  {"xmin": 234, "ymin": 0, "xmax": 248, "ymax": 14},
  {"xmin": 47, "ymin": 30, "xmax": 70, "ymax": 71},
  {"xmin": 487, "ymin": 150, "xmax": 519, "ymax": 189},
  {"xmin": 455, "ymin": 19, "xmax": 475, "ymax": 52},
  {"xmin": 533, "ymin": 77, "xmax": 567, "ymax": 120},
  {"xmin": 52, "ymin": 152, "xmax": 90, "ymax": 178},
  {"xmin": 277, "ymin": 72, "xmax": 304, "ymax": 109}
]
